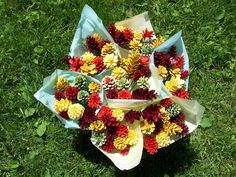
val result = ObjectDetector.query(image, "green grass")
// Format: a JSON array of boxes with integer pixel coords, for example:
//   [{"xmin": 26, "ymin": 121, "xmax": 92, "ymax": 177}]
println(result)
[{"xmin": 0, "ymin": 0, "xmax": 235, "ymax": 176}]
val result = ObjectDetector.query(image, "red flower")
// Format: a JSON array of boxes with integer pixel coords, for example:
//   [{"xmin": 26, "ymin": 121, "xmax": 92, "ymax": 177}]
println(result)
[
  {"xmin": 106, "ymin": 89, "xmax": 118, "ymax": 99},
  {"xmin": 132, "ymin": 65, "xmax": 151, "ymax": 81},
  {"xmin": 102, "ymin": 139, "xmax": 115, "ymax": 152},
  {"xmin": 174, "ymin": 55, "xmax": 184, "ymax": 68},
  {"xmin": 144, "ymin": 136, "xmax": 158, "ymax": 154},
  {"xmin": 118, "ymin": 90, "xmax": 132, "ymax": 99},
  {"xmin": 154, "ymin": 52, "xmax": 171, "ymax": 68},
  {"xmin": 116, "ymin": 124, "xmax": 128, "ymax": 137},
  {"xmin": 97, "ymin": 106, "xmax": 112, "ymax": 119},
  {"xmin": 171, "ymin": 112, "xmax": 185, "ymax": 125},
  {"xmin": 59, "ymin": 111, "xmax": 69, "ymax": 120},
  {"xmin": 173, "ymin": 89, "xmax": 189, "ymax": 99},
  {"xmin": 123, "ymin": 28, "xmax": 133, "ymax": 42},
  {"xmin": 92, "ymin": 56, "xmax": 105, "ymax": 72},
  {"xmin": 160, "ymin": 98, "xmax": 173, "ymax": 107},
  {"xmin": 61, "ymin": 55, "xmax": 70, "ymax": 65},
  {"xmin": 119, "ymin": 145, "xmax": 131, "ymax": 155},
  {"xmin": 86, "ymin": 36, "xmax": 100, "ymax": 53},
  {"xmin": 64, "ymin": 86, "xmax": 78, "ymax": 101},
  {"xmin": 88, "ymin": 93, "xmax": 102, "ymax": 109},
  {"xmin": 54, "ymin": 91, "xmax": 65, "ymax": 100},
  {"xmin": 142, "ymin": 28, "xmax": 154, "ymax": 39},
  {"xmin": 181, "ymin": 70, "xmax": 189, "ymax": 79},
  {"xmin": 69, "ymin": 57, "xmax": 85, "ymax": 72},
  {"xmin": 124, "ymin": 110, "xmax": 141, "ymax": 124},
  {"xmin": 142, "ymin": 105, "xmax": 162, "ymax": 122},
  {"xmin": 132, "ymin": 88, "xmax": 157, "ymax": 100},
  {"xmin": 140, "ymin": 56, "xmax": 150, "ymax": 66},
  {"xmin": 132, "ymin": 70, "xmax": 143, "ymax": 81}
]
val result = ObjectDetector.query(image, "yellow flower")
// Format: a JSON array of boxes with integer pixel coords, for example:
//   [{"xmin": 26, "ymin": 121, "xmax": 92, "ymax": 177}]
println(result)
[
  {"xmin": 156, "ymin": 131, "xmax": 170, "ymax": 148},
  {"xmin": 111, "ymin": 67, "xmax": 126, "ymax": 80},
  {"xmin": 104, "ymin": 53, "xmax": 117, "ymax": 69},
  {"xmin": 115, "ymin": 25, "xmax": 125, "ymax": 32},
  {"xmin": 170, "ymin": 68, "xmax": 181, "ymax": 76},
  {"xmin": 80, "ymin": 63, "xmax": 97, "ymax": 75},
  {"xmin": 141, "ymin": 120, "xmax": 155, "ymax": 135},
  {"xmin": 54, "ymin": 76, "xmax": 69, "ymax": 91},
  {"xmin": 67, "ymin": 103, "xmax": 85, "ymax": 120},
  {"xmin": 125, "ymin": 130, "xmax": 138, "ymax": 146},
  {"xmin": 114, "ymin": 137, "xmax": 127, "ymax": 150},
  {"xmin": 152, "ymin": 36, "xmax": 165, "ymax": 48},
  {"xmin": 133, "ymin": 32, "xmax": 143, "ymax": 41},
  {"xmin": 82, "ymin": 52, "xmax": 96, "ymax": 63},
  {"xmin": 92, "ymin": 33, "xmax": 102, "ymax": 42},
  {"xmin": 163, "ymin": 122, "xmax": 182, "ymax": 136},
  {"xmin": 158, "ymin": 65, "xmax": 168, "ymax": 78},
  {"xmin": 160, "ymin": 107, "xmax": 170, "ymax": 123},
  {"xmin": 90, "ymin": 120, "xmax": 106, "ymax": 131},
  {"xmin": 88, "ymin": 82, "xmax": 101, "ymax": 93},
  {"xmin": 53, "ymin": 98, "xmax": 72, "ymax": 113},
  {"xmin": 165, "ymin": 75, "xmax": 185, "ymax": 92},
  {"xmin": 129, "ymin": 40, "xmax": 142, "ymax": 51},
  {"xmin": 101, "ymin": 43, "xmax": 115, "ymax": 57},
  {"xmin": 112, "ymin": 109, "xmax": 124, "ymax": 121}
]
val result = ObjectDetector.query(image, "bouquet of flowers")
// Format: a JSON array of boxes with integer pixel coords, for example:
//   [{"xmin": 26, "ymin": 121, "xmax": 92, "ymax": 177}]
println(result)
[{"xmin": 35, "ymin": 4, "xmax": 204, "ymax": 170}]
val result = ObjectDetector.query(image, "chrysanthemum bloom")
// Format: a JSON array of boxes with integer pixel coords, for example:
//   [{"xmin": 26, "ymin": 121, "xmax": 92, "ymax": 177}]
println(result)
[
  {"xmin": 144, "ymin": 136, "xmax": 158, "ymax": 154},
  {"xmin": 92, "ymin": 56, "xmax": 105, "ymax": 72},
  {"xmin": 106, "ymin": 89, "xmax": 118, "ymax": 99},
  {"xmin": 114, "ymin": 137, "xmax": 127, "ymax": 150},
  {"xmin": 163, "ymin": 122, "xmax": 182, "ymax": 136},
  {"xmin": 165, "ymin": 75, "xmax": 185, "ymax": 92},
  {"xmin": 124, "ymin": 110, "xmax": 141, "ymax": 124},
  {"xmin": 54, "ymin": 77, "xmax": 69, "ymax": 91},
  {"xmin": 88, "ymin": 93, "xmax": 102, "ymax": 109},
  {"xmin": 125, "ymin": 130, "xmax": 138, "ymax": 146},
  {"xmin": 112, "ymin": 109, "xmax": 124, "ymax": 121},
  {"xmin": 104, "ymin": 53, "xmax": 117, "ymax": 69},
  {"xmin": 101, "ymin": 43, "xmax": 115, "ymax": 57},
  {"xmin": 173, "ymin": 89, "xmax": 189, "ymax": 99},
  {"xmin": 117, "ymin": 90, "xmax": 132, "ymax": 99},
  {"xmin": 88, "ymin": 82, "xmax": 101, "ymax": 93},
  {"xmin": 64, "ymin": 86, "xmax": 78, "ymax": 100},
  {"xmin": 111, "ymin": 67, "xmax": 126, "ymax": 80},
  {"xmin": 54, "ymin": 91, "xmax": 65, "ymax": 100},
  {"xmin": 80, "ymin": 63, "xmax": 97, "ymax": 75},
  {"xmin": 54, "ymin": 98, "xmax": 72, "ymax": 113},
  {"xmin": 141, "ymin": 120, "xmax": 155, "ymax": 135},
  {"xmin": 160, "ymin": 98, "xmax": 173, "ymax": 107},
  {"xmin": 152, "ymin": 36, "xmax": 164, "ymax": 48},
  {"xmin": 116, "ymin": 124, "xmax": 128, "ymax": 137},
  {"xmin": 67, "ymin": 103, "xmax": 85, "ymax": 120},
  {"xmin": 69, "ymin": 56, "xmax": 85, "ymax": 72},
  {"xmin": 90, "ymin": 120, "xmax": 106, "ymax": 131},
  {"xmin": 156, "ymin": 131, "xmax": 170, "ymax": 148},
  {"xmin": 158, "ymin": 65, "xmax": 168, "ymax": 78},
  {"xmin": 82, "ymin": 52, "xmax": 96, "ymax": 63}
]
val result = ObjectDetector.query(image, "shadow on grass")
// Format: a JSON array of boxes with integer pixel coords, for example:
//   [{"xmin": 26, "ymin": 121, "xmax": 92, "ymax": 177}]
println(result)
[{"xmin": 73, "ymin": 132, "xmax": 196, "ymax": 177}]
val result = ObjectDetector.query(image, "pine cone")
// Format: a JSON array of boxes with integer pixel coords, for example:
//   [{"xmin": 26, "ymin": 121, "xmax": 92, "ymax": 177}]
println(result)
[
  {"xmin": 91, "ymin": 132, "xmax": 106, "ymax": 147},
  {"xmin": 74, "ymin": 75, "xmax": 87, "ymax": 89},
  {"xmin": 77, "ymin": 90, "xmax": 89, "ymax": 104},
  {"xmin": 166, "ymin": 103, "xmax": 181, "ymax": 117},
  {"xmin": 102, "ymin": 76, "xmax": 117, "ymax": 90},
  {"xmin": 137, "ymin": 76, "xmax": 149, "ymax": 88},
  {"xmin": 117, "ymin": 78, "xmax": 132, "ymax": 90},
  {"xmin": 141, "ymin": 43, "xmax": 154, "ymax": 55}
]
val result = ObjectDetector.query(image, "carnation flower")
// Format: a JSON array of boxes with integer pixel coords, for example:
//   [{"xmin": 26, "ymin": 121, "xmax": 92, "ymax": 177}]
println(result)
[
  {"xmin": 180, "ymin": 70, "xmax": 189, "ymax": 79},
  {"xmin": 116, "ymin": 124, "xmax": 128, "ymax": 137},
  {"xmin": 142, "ymin": 105, "xmax": 162, "ymax": 123},
  {"xmin": 86, "ymin": 36, "xmax": 100, "ymax": 53},
  {"xmin": 141, "ymin": 120, "xmax": 155, "ymax": 135},
  {"xmin": 64, "ymin": 86, "xmax": 78, "ymax": 101},
  {"xmin": 153, "ymin": 121, "xmax": 163, "ymax": 134},
  {"xmin": 67, "ymin": 103, "xmax": 85, "ymax": 120},
  {"xmin": 92, "ymin": 33, "xmax": 102, "ymax": 42},
  {"xmin": 99, "ymin": 39, "xmax": 109, "ymax": 49},
  {"xmin": 144, "ymin": 136, "xmax": 158, "ymax": 154},
  {"xmin": 132, "ymin": 88, "xmax": 157, "ymax": 100},
  {"xmin": 156, "ymin": 131, "xmax": 170, "ymax": 148},
  {"xmin": 88, "ymin": 82, "xmax": 101, "ymax": 93},
  {"xmin": 124, "ymin": 110, "xmax": 141, "ymax": 124},
  {"xmin": 114, "ymin": 31, "xmax": 127, "ymax": 45},
  {"xmin": 170, "ymin": 68, "xmax": 181, "ymax": 76},
  {"xmin": 133, "ymin": 32, "xmax": 143, "ymax": 41},
  {"xmin": 117, "ymin": 90, "xmax": 132, "ymax": 99},
  {"xmin": 92, "ymin": 56, "xmax": 105, "ymax": 72},
  {"xmin": 54, "ymin": 91, "xmax": 65, "ymax": 100},
  {"xmin": 106, "ymin": 89, "xmax": 118, "ymax": 99},
  {"xmin": 160, "ymin": 98, "xmax": 173, "ymax": 107},
  {"xmin": 69, "ymin": 57, "xmax": 85, "ymax": 72},
  {"xmin": 140, "ymin": 66, "xmax": 151, "ymax": 78},
  {"xmin": 54, "ymin": 98, "xmax": 72, "ymax": 113},
  {"xmin": 88, "ymin": 93, "xmax": 102, "ymax": 109},
  {"xmin": 112, "ymin": 109, "xmax": 124, "ymax": 121},
  {"xmin": 90, "ymin": 120, "xmax": 106, "ymax": 131},
  {"xmin": 173, "ymin": 89, "xmax": 189, "ymax": 99},
  {"xmin": 54, "ymin": 76, "xmax": 69, "ymax": 91}
]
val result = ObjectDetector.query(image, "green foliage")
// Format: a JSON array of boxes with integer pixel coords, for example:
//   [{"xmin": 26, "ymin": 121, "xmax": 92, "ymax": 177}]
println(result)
[{"xmin": 0, "ymin": 0, "xmax": 235, "ymax": 176}]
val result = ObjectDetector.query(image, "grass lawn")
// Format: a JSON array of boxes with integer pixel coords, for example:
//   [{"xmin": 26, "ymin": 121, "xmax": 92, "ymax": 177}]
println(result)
[{"xmin": 0, "ymin": 0, "xmax": 235, "ymax": 176}]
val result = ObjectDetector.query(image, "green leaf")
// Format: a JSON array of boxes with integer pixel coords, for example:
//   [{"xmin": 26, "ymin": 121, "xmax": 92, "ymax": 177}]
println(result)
[
  {"xmin": 9, "ymin": 160, "xmax": 20, "ymax": 169},
  {"xmin": 200, "ymin": 118, "xmax": 213, "ymax": 128},
  {"xmin": 33, "ymin": 59, "xmax": 39, "ymax": 64},
  {"xmin": 36, "ymin": 121, "xmax": 47, "ymax": 136},
  {"xmin": 24, "ymin": 108, "xmax": 36, "ymax": 118},
  {"xmin": 216, "ymin": 8, "xmax": 225, "ymax": 20},
  {"xmin": 34, "ymin": 46, "xmax": 44, "ymax": 54}
]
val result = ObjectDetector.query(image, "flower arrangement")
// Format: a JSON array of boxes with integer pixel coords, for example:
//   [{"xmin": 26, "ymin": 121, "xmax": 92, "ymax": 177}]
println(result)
[{"xmin": 35, "ymin": 4, "xmax": 204, "ymax": 170}]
